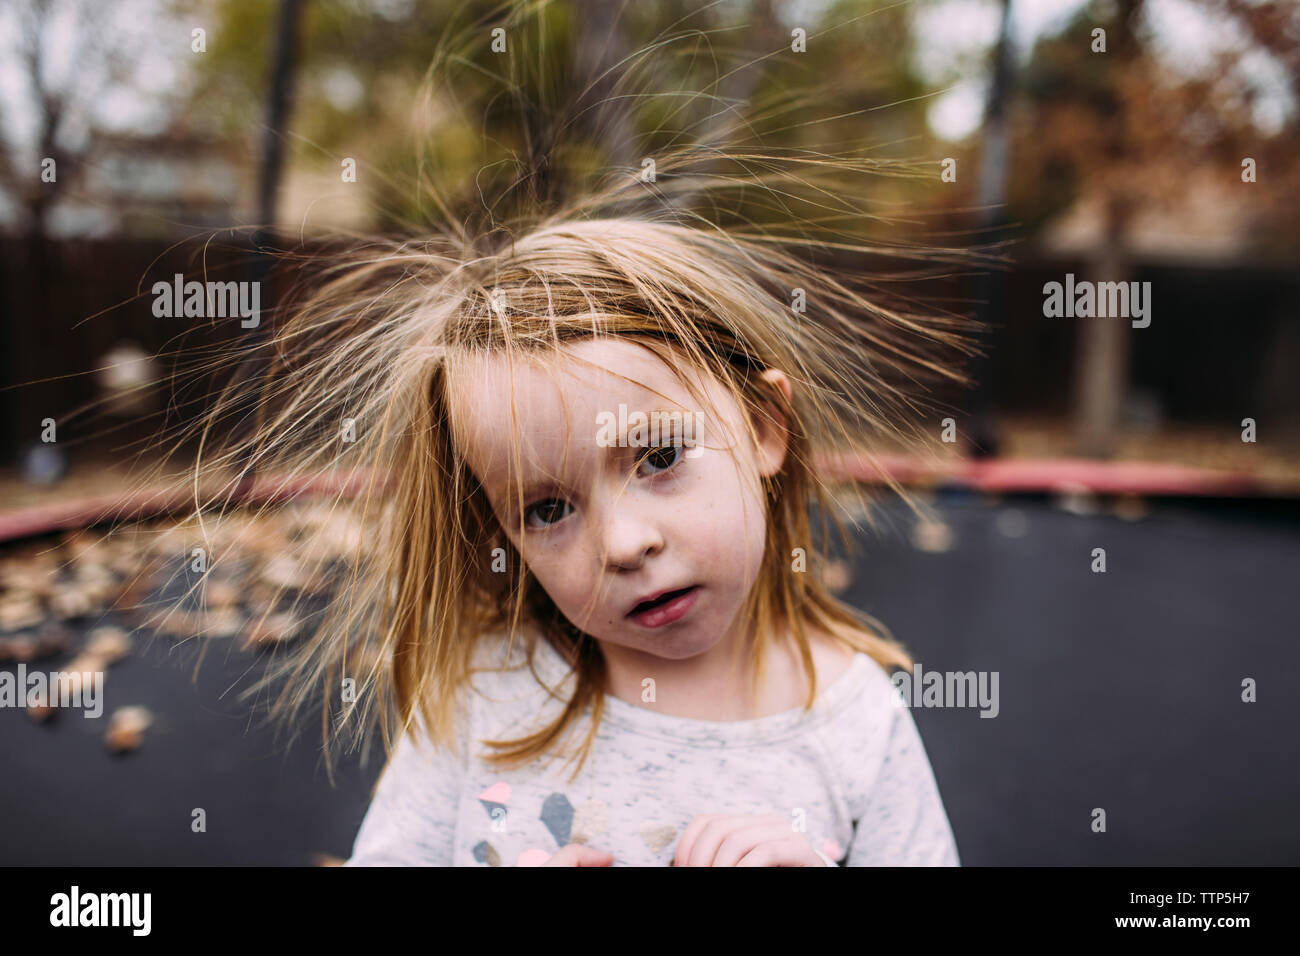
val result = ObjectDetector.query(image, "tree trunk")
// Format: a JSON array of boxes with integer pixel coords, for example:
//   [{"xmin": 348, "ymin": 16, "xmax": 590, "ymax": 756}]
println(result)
[
  {"xmin": 1072, "ymin": 198, "xmax": 1132, "ymax": 458},
  {"xmin": 1072, "ymin": 0, "xmax": 1142, "ymax": 459}
]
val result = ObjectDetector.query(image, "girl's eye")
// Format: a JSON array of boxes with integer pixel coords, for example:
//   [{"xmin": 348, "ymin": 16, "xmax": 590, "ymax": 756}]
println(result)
[
  {"xmin": 637, "ymin": 441, "xmax": 683, "ymax": 476},
  {"xmin": 524, "ymin": 497, "xmax": 572, "ymax": 530}
]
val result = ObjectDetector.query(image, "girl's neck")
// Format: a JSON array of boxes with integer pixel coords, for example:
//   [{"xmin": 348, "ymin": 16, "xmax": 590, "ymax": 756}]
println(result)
[{"xmin": 598, "ymin": 624, "xmax": 854, "ymax": 722}]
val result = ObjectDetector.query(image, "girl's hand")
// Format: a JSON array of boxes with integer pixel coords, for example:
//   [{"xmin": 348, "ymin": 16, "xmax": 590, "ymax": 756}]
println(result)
[
  {"xmin": 672, "ymin": 813, "xmax": 828, "ymax": 867},
  {"xmin": 542, "ymin": 844, "xmax": 614, "ymax": 866}
]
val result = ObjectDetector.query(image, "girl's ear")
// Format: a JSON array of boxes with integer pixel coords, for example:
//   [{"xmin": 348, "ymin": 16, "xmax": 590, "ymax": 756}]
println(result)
[{"xmin": 752, "ymin": 368, "xmax": 793, "ymax": 478}]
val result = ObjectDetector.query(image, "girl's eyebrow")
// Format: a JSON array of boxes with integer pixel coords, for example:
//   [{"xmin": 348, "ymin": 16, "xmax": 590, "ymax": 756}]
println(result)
[
  {"xmin": 489, "ymin": 408, "xmax": 694, "ymax": 505},
  {"xmin": 604, "ymin": 406, "xmax": 698, "ymax": 443},
  {"xmin": 497, "ymin": 478, "xmax": 559, "ymax": 506},
  {"xmin": 488, "ymin": 461, "xmax": 583, "ymax": 506},
  {"xmin": 486, "ymin": 405, "xmax": 702, "ymax": 509}
]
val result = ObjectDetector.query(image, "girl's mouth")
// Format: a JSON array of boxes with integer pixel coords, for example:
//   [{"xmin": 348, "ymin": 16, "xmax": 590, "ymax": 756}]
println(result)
[{"xmin": 627, "ymin": 586, "xmax": 699, "ymax": 628}]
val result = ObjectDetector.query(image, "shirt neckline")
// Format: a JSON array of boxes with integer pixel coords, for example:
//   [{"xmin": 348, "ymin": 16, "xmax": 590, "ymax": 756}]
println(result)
[{"xmin": 524, "ymin": 631, "xmax": 872, "ymax": 747}]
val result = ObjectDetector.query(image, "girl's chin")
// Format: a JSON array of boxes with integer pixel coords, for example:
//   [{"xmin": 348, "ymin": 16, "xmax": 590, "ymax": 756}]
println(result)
[{"xmin": 628, "ymin": 627, "xmax": 729, "ymax": 662}]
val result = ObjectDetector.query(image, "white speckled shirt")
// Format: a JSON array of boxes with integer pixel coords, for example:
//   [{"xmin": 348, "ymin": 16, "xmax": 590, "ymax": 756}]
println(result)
[{"xmin": 344, "ymin": 632, "xmax": 961, "ymax": 867}]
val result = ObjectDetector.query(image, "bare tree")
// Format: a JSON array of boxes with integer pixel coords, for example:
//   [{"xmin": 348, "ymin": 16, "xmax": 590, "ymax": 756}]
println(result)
[{"xmin": 0, "ymin": 0, "xmax": 174, "ymax": 461}]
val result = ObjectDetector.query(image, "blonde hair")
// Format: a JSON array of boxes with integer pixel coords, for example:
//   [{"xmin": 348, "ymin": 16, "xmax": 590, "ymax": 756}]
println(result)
[{"xmin": 172, "ymin": 5, "xmax": 984, "ymax": 783}]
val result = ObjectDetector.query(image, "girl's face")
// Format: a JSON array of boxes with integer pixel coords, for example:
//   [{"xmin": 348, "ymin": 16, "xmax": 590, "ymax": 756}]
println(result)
[{"xmin": 449, "ymin": 337, "xmax": 790, "ymax": 662}]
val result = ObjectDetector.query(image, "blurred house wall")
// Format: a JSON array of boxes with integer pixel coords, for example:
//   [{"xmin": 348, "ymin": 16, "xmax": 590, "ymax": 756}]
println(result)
[
  {"xmin": 0, "ymin": 237, "xmax": 261, "ymax": 468},
  {"xmin": 1, "ymin": 239, "xmax": 1296, "ymax": 473}
]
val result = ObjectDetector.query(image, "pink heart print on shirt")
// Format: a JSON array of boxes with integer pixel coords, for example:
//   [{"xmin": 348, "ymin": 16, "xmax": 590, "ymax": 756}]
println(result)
[{"xmin": 477, "ymin": 781, "xmax": 511, "ymax": 805}]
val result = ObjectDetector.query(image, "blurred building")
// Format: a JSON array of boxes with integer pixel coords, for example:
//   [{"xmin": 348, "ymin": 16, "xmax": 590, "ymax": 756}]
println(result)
[{"xmin": 41, "ymin": 133, "xmax": 250, "ymax": 239}]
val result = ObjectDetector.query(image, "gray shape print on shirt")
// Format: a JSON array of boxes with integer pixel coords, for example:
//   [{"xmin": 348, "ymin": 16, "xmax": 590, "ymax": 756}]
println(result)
[{"xmin": 540, "ymin": 792, "xmax": 574, "ymax": 846}]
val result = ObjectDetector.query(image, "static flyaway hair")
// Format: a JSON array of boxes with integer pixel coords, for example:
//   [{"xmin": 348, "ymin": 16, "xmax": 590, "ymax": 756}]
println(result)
[{"xmin": 130, "ymin": 0, "xmax": 987, "ymax": 781}]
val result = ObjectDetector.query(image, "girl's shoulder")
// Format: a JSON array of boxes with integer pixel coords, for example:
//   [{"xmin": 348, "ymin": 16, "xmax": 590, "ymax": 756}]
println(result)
[
  {"xmin": 805, "ymin": 622, "xmax": 901, "ymax": 700},
  {"xmin": 757, "ymin": 621, "xmax": 902, "ymax": 731},
  {"xmin": 810, "ymin": 630, "xmax": 857, "ymax": 687},
  {"xmin": 762, "ymin": 626, "xmax": 857, "ymax": 715}
]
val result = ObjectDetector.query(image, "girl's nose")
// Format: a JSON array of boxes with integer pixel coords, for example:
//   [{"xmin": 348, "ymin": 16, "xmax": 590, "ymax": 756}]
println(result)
[{"xmin": 597, "ymin": 499, "xmax": 664, "ymax": 571}]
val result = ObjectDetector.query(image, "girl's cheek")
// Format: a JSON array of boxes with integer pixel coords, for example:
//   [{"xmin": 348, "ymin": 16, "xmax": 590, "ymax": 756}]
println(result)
[{"xmin": 520, "ymin": 534, "xmax": 584, "ymax": 581}]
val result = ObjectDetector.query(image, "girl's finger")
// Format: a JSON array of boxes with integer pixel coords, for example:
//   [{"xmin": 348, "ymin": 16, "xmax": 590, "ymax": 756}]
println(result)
[
  {"xmin": 672, "ymin": 814, "xmax": 723, "ymax": 867},
  {"xmin": 544, "ymin": 844, "xmax": 613, "ymax": 866},
  {"xmin": 735, "ymin": 836, "xmax": 818, "ymax": 867},
  {"xmin": 679, "ymin": 814, "xmax": 783, "ymax": 867},
  {"xmin": 711, "ymin": 823, "xmax": 786, "ymax": 867},
  {"xmin": 572, "ymin": 847, "xmax": 614, "ymax": 867}
]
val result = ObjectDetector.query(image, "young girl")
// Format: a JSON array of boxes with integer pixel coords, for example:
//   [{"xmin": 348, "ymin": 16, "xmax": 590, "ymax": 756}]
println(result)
[
  {"xmin": 219, "ymin": 210, "xmax": 970, "ymax": 867},
  {"xmin": 186, "ymin": 16, "xmax": 978, "ymax": 868}
]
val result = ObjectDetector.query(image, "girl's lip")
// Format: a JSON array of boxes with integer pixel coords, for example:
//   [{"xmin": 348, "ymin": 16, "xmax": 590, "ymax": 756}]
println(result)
[
  {"xmin": 627, "ymin": 586, "xmax": 700, "ymax": 628},
  {"xmin": 626, "ymin": 584, "xmax": 694, "ymax": 616},
  {"xmin": 629, "ymin": 585, "xmax": 687, "ymax": 612}
]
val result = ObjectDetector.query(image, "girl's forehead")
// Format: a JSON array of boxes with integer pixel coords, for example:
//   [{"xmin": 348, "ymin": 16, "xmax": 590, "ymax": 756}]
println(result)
[
  {"xmin": 446, "ymin": 338, "xmax": 732, "ymax": 472},
  {"xmin": 451, "ymin": 339, "xmax": 701, "ymax": 422},
  {"xmin": 459, "ymin": 337, "xmax": 674, "ymax": 393}
]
